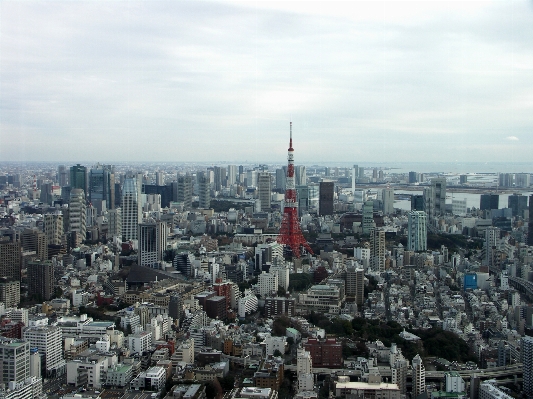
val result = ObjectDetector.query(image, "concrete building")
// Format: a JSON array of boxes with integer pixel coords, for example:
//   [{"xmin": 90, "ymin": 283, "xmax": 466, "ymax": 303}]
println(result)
[
  {"xmin": 257, "ymin": 172, "xmax": 272, "ymax": 212},
  {"xmin": 370, "ymin": 229, "xmax": 385, "ymax": 272},
  {"xmin": 122, "ymin": 174, "xmax": 142, "ymax": 241},
  {"xmin": 362, "ymin": 201, "xmax": 375, "ymax": 235},
  {"xmin": 138, "ymin": 220, "xmax": 167, "ymax": 267},
  {"xmin": 412, "ymin": 354, "xmax": 425, "ymax": 397},
  {"xmin": 238, "ymin": 290, "xmax": 258, "ymax": 318},
  {"xmin": 68, "ymin": 189, "xmax": 87, "ymax": 245},
  {"xmin": 319, "ymin": 181, "xmax": 334, "ymax": 216},
  {"xmin": 382, "ymin": 188, "xmax": 394, "ymax": 215},
  {"xmin": 522, "ymin": 335, "xmax": 533, "ymax": 397},
  {"xmin": 303, "ymin": 338, "xmax": 342, "ymax": 368},
  {"xmin": 198, "ymin": 172, "xmax": 211, "ymax": 209},
  {"xmin": 27, "ymin": 260, "xmax": 54, "ymax": 302},
  {"xmin": 345, "ymin": 267, "xmax": 364, "ymax": 305},
  {"xmin": 44, "ymin": 213, "xmax": 64, "ymax": 246},
  {"xmin": 107, "ymin": 208, "xmax": 122, "ymax": 238},
  {"xmin": 0, "ymin": 278, "xmax": 20, "ymax": 308},
  {"xmin": 407, "ymin": 211, "xmax": 427, "ymax": 252},
  {"xmin": 177, "ymin": 175, "xmax": 193, "ymax": 210},
  {"xmin": 0, "ymin": 338, "xmax": 30, "ymax": 384},
  {"xmin": 258, "ymin": 272, "xmax": 278, "ymax": 298},
  {"xmin": 23, "ymin": 325, "xmax": 65, "ymax": 376},
  {"xmin": 264, "ymin": 297, "xmax": 295, "ymax": 318},
  {"xmin": 297, "ymin": 348, "xmax": 314, "ymax": 392}
]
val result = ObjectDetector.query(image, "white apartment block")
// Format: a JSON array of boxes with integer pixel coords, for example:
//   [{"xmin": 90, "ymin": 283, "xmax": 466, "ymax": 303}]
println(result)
[
  {"xmin": 258, "ymin": 272, "xmax": 278, "ymax": 298},
  {"xmin": 126, "ymin": 330, "xmax": 152, "ymax": 355},
  {"xmin": 264, "ymin": 334, "xmax": 286, "ymax": 356},
  {"xmin": 22, "ymin": 326, "xmax": 65, "ymax": 376},
  {"xmin": 238, "ymin": 290, "xmax": 258, "ymax": 318}
]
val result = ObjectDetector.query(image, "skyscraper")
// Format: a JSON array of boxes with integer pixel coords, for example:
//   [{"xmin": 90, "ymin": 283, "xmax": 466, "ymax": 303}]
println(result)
[
  {"xmin": 227, "ymin": 165, "xmax": 238, "ymax": 186},
  {"xmin": 275, "ymin": 167, "xmax": 287, "ymax": 191},
  {"xmin": 257, "ymin": 172, "xmax": 272, "ymax": 212},
  {"xmin": 69, "ymin": 164, "xmax": 87, "ymax": 193},
  {"xmin": 522, "ymin": 335, "xmax": 533, "ymax": 397},
  {"xmin": 213, "ymin": 166, "xmax": 226, "ymax": 191},
  {"xmin": 89, "ymin": 164, "xmax": 115, "ymax": 214},
  {"xmin": 319, "ymin": 181, "xmax": 334, "ymax": 216},
  {"xmin": 431, "ymin": 177, "xmax": 446, "ymax": 217},
  {"xmin": 197, "ymin": 172, "xmax": 211, "ymax": 209},
  {"xmin": 122, "ymin": 175, "xmax": 142, "ymax": 241},
  {"xmin": 362, "ymin": 201, "xmax": 374, "ymax": 235},
  {"xmin": 508, "ymin": 193, "xmax": 528, "ymax": 218},
  {"xmin": 528, "ymin": 195, "xmax": 533, "ymax": 246},
  {"xmin": 21, "ymin": 228, "xmax": 48, "ymax": 261},
  {"xmin": 27, "ymin": 260, "xmax": 54, "ymax": 302},
  {"xmin": 107, "ymin": 208, "xmax": 122, "ymax": 238},
  {"xmin": 480, "ymin": 194, "xmax": 499, "ymax": 211},
  {"xmin": 370, "ymin": 229, "xmax": 385, "ymax": 272},
  {"xmin": 296, "ymin": 185, "xmax": 309, "ymax": 217},
  {"xmin": 177, "ymin": 175, "xmax": 193, "ymax": 210},
  {"xmin": 382, "ymin": 187, "xmax": 394, "ymax": 215},
  {"xmin": 0, "ymin": 233, "xmax": 21, "ymax": 280},
  {"xmin": 295, "ymin": 165, "xmax": 307, "ymax": 186},
  {"xmin": 407, "ymin": 211, "xmax": 427, "ymax": 252},
  {"xmin": 412, "ymin": 354, "xmax": 426, "ymax": 397},
  {"xmin": 44, "ymin": 213, "xmax": 63, "ymax": 247},
  {"xmin": 57, "ymin": 165, "xmax": 69, "ymax": 187},
  {"xmin": 352, "ymin": 165, "xmax": 358, "ymax": 194},
  {"xmin": 69, "ymin": 189, "xmax": 87, "ymax": 246},
  {"xmin": 138, "ymin": 220, "xmax": 167, "ymax": 267},
  {"xmin": 345, "ymin": 267, "xmax": 364, "ymax": 305}
]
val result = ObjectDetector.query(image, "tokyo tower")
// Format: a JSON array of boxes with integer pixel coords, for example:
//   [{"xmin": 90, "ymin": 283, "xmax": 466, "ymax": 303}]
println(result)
[{"xmin": 277, "ymin": 122, "xmax": 313, "ymax": 258}]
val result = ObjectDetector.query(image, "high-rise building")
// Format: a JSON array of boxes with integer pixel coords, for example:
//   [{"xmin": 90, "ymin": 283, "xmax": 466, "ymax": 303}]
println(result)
[
  {"xmin": 155, "ymin": 171, "xmax": 165, "ymax": 186},
  {"xmin": 177, "ymin": 175, "xmax": 193, "ymax": 210},
  {"xmin": 480, "ymin": 194, "xmax": 499, "ymax": 211},
  {"xmin": 382, "ymin": 188, "xmax": 394, "ymax": 215},
  {"xmin": 57, "ymin": 165, "xmax": 69, "ymax": 187},
  {"xmin": 213, "ymin": 166, "xmax": 226, "ymax": 191},
  {"xmin": 0, "ymin": 234, "xmax": 21, "ymax": 280},
  {"xmin": 515, "ymin": 173, "xmax": 531, "ymax": 188},
  {"xmin": 0, "ymin": 278, "xmax": 20, "ymax": 308},
  {"xmin": 0, "ymin": 337, "xmax": 30, "ymax": 384},
  {"xmin": 69, "ymin": 164, "xmax": 87, "ymax": 193},
  {"xmin": 257, "ymin": 172, "xmax": 272, "ymax": 212},
  {"xmin": 522, "ymin": 335, "xmax": 533, "ymax": 397},
  {"xmin": 258, "ymin": 271, "xmax": 278, "ymax": 298},
  {"xmin": 69, "ymin": 189, "xmax": 87, "ymax": 245},
  {"xmin": 107, "ymin": 208, "xmax": 122, "ymax": 238},
  {"xmin": 362, "ymin": 201, "xmax": 374, "ymax": 235},
  {"xmin": 345, "ymin": 267, "xmax": 364, "ymax": 305},
  {"xmin": 508, "ymin": 193, "xmax": 528, "ymax": 218},
  {"xmin": 122, "ymin": 175, "xmax": 142, "ymax": 241},
  {"xmin": 295, "ymin": 165, "xmax": 307, "ymax": 186},
  {"xmin": 370, "ymin": 229, "xmax": 385, "ymax": 272},
  {"xmin": 197, "ymin": 172, "xmax": 211, "ymax": 209},
  {"xmin": 89, "ymin": 164, "xmax": 115, "ymax": 214},
  {"xmin": 407, "ymin": 211, "xmax": 427, "ymax": 252},
  {"xmin": 23, "ymin": 326, "xmax": 65, "ymax": 376},
  {"xmin": 44, "ymin": 213, "xmax": 63, "ymax": 246},
  {"xmin": 431, "ymin": 178, "xmax": 446, "ymax": 217},
  {"xmin": 297, "ymin": 348, "xmax": 314, "ymax": 392},
  {"xmin": 411, "ymin": 195, "xmax": 424, "ymax": 211},
  {"xmin": 412, "ymin": 354, "xmax": 425, "ymax": 397},
  {"xmin": 275, "ymin": 168, "xmax": 287, "ymax": 191},
  {"xmin": 527, "ymin": 195, "xmax": 533, "ymax": 246},
  {"xmin": 319, "ymin": 181, "xmax": 334, "ymax": 216},
  {"xmin": 21, "ymin": 228, "xmax": 48, "ymax": 261},
  {"xmin": 138, "ymin": 220, "xmax": 167, "ymax": 267},
  {"xmin": 39, "ymin": 182, "xmax": 54, "ymax": 205},
  {"xmin": 498, "ymin": 173, "xmax": 514, "ymax": 188},
  {"xmin": 27, "ymin": 259, "xmax": 54, "ymax": 302},
  {"xmin": 352, "ymin": 165, "xmax": 359, "ymax": 193},
  {"xmin": 227, "ymin": 165, "xmax": 238, "ymax": 186},
  {"xmin": 408, "ymin": 171, "xmax": 418, "ymax": 184},
  {"xmin": 296, "ymin": 185, "xmax": 309, "ymax": 217}
]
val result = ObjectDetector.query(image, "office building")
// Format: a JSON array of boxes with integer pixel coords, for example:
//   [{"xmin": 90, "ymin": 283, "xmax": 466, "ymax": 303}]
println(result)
[
  {"xmin": 21, "ymin": 228, "xmax": 48, "ymax": 261},
  {"xmin": 480, "ymin": 194, "xmax": 499, "ymax": 211},
  {"xmin": 382, "ymin": 188, "xmax": 394, "ymax": 215},
  {"xmin": 39, "ymin": 182, "xmax": 54, "ymax": 205},
  {"xmin": 319, "ymin": 181, "xmax": 334, "ymax": 216},
  {"xmin": 177, "ymin": 175, "xmax": 193, "ymax": 210},
  {"xmin": 213, "ymin": 166, "xmax": 226, "ymax": 191},
  {"xmin": 69, "ymin": 164, "xmax": 87, "ymax": 193},
  {"xmin": 258, "ymin": 272, "xmax": 278, "ymax": 298},
  {"xmin": 370, "ymin": 229, "xmax": 385, "ymax": 272},
  {"xmin": 498, "ymin": 173, "xmax": 514, "ymax": 188},
  {"xmin": 522, "ymin": 335, "xmax": 533, "ymax": 397},
  {"xmin": 275, "ymin": 168, "xmax": 287, "ymax": 191},
  {"xmin": 352, "ymin": 165, "xmax": 358, "ymax": 193},
  {"xmin": 431, "ymin": 178, "xmax": 446, "ymax": 217},
  {"xmin": 296, "ymin": 186, "xmax": 309, "ymax": 217},
  {"xmin": 27, "ymin": 260, "xmax": 54, "ymax": 302},
  {"xmin": 44, "ymin": 213, "xmax": 63, "ymax": 246},
  {"xmin": 295, "ymin": 165, "xmax": 307, "ymax": 186},
  {"xmin": 89, "ymin": 164, "xmax": 115, "ymax": 214},
  {"xmin": 58, "ymin": 165, "xmax": 69, "ymax": 187},
  {"xmin": 264, "ymin": 297, "xmax": 295, "ymax": 318},
  {"xmin": 412, "ymin": 354, "xmax": 425, "ymax": 397},
  {"xmin": 479, "ymin": 380, "xmax": 513, "ymax": 399},
  {"xmin": 69, "ymin": 189, "xmax": 87, "ymax": 245},
  {"xmin": 257, "ymin": 172, "xmax": 272, "ymax": 212},
  {"xmin": 528, "ymin": 195, "xmax": 533, "ymax": 246},
  {"xmin": 508, "ymin": 193, "xmax": 528, "ymax": 218},
  {"xmin": 0, "ymin": 278, "xmax": 20, "ymax": 308},
  {"xmin": 138, "ymin": 220, "xmax": 167, "ymax": 267},
  {"xmin": 411, "ymin": 195, "xmax": 424, "ymax": 211},
  {"xmin": 122, "ymin": 175, "xmax": 142, "ymax": 241},
  {"xmin": 0, "ymin": 337, "xmax": 30, "ymax": 384},
  {"xmin": 0, "ymin": 234, "xmax": 21, "ymax": 280},
  {"xmin": 362, "ymin": 201, "xmax": 374, "ymax": 234},
  {"xmin": 303, "ymin": 338, "xmax": 342, "ymax": 368},
  {"xmin": 227, "ymin": 165, "xmax": 238, "ymax": 186},
  {"xmin": 205, "ymin": 296, "xmax": 227, "ymax": 320},
  {"xmin": 107, "ymin": 208, "xmax": 122, "ymax": 238},
  {"xmin": 297, "ymin": 348, "xmax": 313, "ymax": 392},
  {"xmin": 345, "ymin": 267, "xmax": 364, "ymax": 305},
  {"xmin": 407, "ymin": 211, "xmax": 427, "ymax": 252},
  {"xmin": 198, "ymin": 172, "xmax": 211, "ymax": 209},
  {"xmin": 408, "ymin": 171, "xmax": 418, "ymax": 184},
  {"xmin": 23, "ymin": 325, "xmax": 65, "ymax": 376},
  {"xmin": 515, "ymin": 173, "xmax": 530, "ymax": 188}
]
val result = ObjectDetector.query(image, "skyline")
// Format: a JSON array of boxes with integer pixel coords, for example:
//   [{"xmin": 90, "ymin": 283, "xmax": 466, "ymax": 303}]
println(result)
[{"xmin": 1, "ymin": 1, "xmax": 533, "ymax": 163}]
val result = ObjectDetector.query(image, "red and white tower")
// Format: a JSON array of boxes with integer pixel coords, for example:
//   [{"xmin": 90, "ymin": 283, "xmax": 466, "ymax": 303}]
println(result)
[{"xmin": 277, "ymin": 122, "xmax": 313, "ymax": 258}]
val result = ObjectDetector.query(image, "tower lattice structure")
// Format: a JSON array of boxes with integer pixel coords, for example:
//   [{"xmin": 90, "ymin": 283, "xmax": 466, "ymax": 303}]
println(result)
[{"xmin": 277, "ymin": 122, "xmax": 313, "ymax": 258}]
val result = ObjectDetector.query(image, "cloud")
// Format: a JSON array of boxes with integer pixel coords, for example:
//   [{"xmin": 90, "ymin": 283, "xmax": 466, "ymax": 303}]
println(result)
[{"xmin": 506, "ymin": 136, "xmax": 519, "ymax": 141}]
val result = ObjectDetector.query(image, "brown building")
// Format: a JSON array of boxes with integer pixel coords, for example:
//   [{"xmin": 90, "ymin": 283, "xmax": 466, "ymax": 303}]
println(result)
[
  {"xmin": 264, "ymin": 297, "xmax": 295, "ymax": 318},
  {"xmin": 21, "ymin": 228, "xmax": 48, "ymax": 262},
  {"xmin": 27, "ymin": 259, "xmax": 54, "ymax": 302},
  {"xmin": 195, "ymin": 291, "xmax": 215, "ymax": 308},
  {"xmin": 303, "ymin": 337, "xmax": 342, "ymax": 368},
  {"xmin": 0, "ymin": 278, "xmax": 20, "ymax": 308},
  {"xmin": 205, "ymin": 296, "xmax": 227, "ymax": 320},
  {"xmin": 0, "ymin": 235, "xmax": 21, "ymax": 280},
  {"xmin": 253, "ymin": 356, "xmax": 284, "ymax": 390}
]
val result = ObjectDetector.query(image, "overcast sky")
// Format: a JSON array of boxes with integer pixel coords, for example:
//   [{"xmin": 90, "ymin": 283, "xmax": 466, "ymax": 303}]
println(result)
[{"xmin": 1, "ymin": 1, "xmax": 532, "ymax": 164}]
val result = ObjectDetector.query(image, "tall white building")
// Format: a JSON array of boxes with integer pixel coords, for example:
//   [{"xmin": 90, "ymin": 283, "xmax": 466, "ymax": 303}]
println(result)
[
  {"xmin": 370, "ymin": 229, "xmax": 385, "ymax": 272},
  {"xmin": 238, "ymin": 290, "xmax": 258, "ymax": 318},
  {"xmin": 412, "ymin": 354, "xmax": 425, "ymax": 397},
  {"xmin": 269, "ymin": 264, "xmax": 290, "ymax": 291},
  {"xmin": 258, "ymin": 272, "xmax": 279, "ymax": 298},
  {"xmin": 23, "ymin": 325, "xmax": 65, "ymax": 376},
  {"xmin": 198, "ymin": 172, "xmax": 211, "ymax": 209},
  {"xmin": 0, "ymin": 338, "xmax": 30, "ymax": 384},
  {"xmin": 295, "ymin": 165, "xmax": 307, "ymax": 186},
  {"xmin": 297, "ymin": 348, "xmax": 314, "ymax": 392},
  {"xmin": 122, "ymin": 175, "xmax": 142, "ymax": 241},
  {"xmin": 382, "ymin": 188, "xmax": 394, "ymax": 215},
  {"xmin": 107, "ymin": 208, "xmax": 122, "ymax": 238},
  {"xmin": 407, "ymin": 211, "xmax": 427, "ymax": 252},
  {"xmin": 44, "ymin": 212, "xmax": 63, "ymax": 245},
  {"xmin": 138, "ymin": 220, "xmax": 167, "ymax": 267},
  {"xmin": 227, "ymin": 165, "xmax": 238, "ymax": 186}
]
